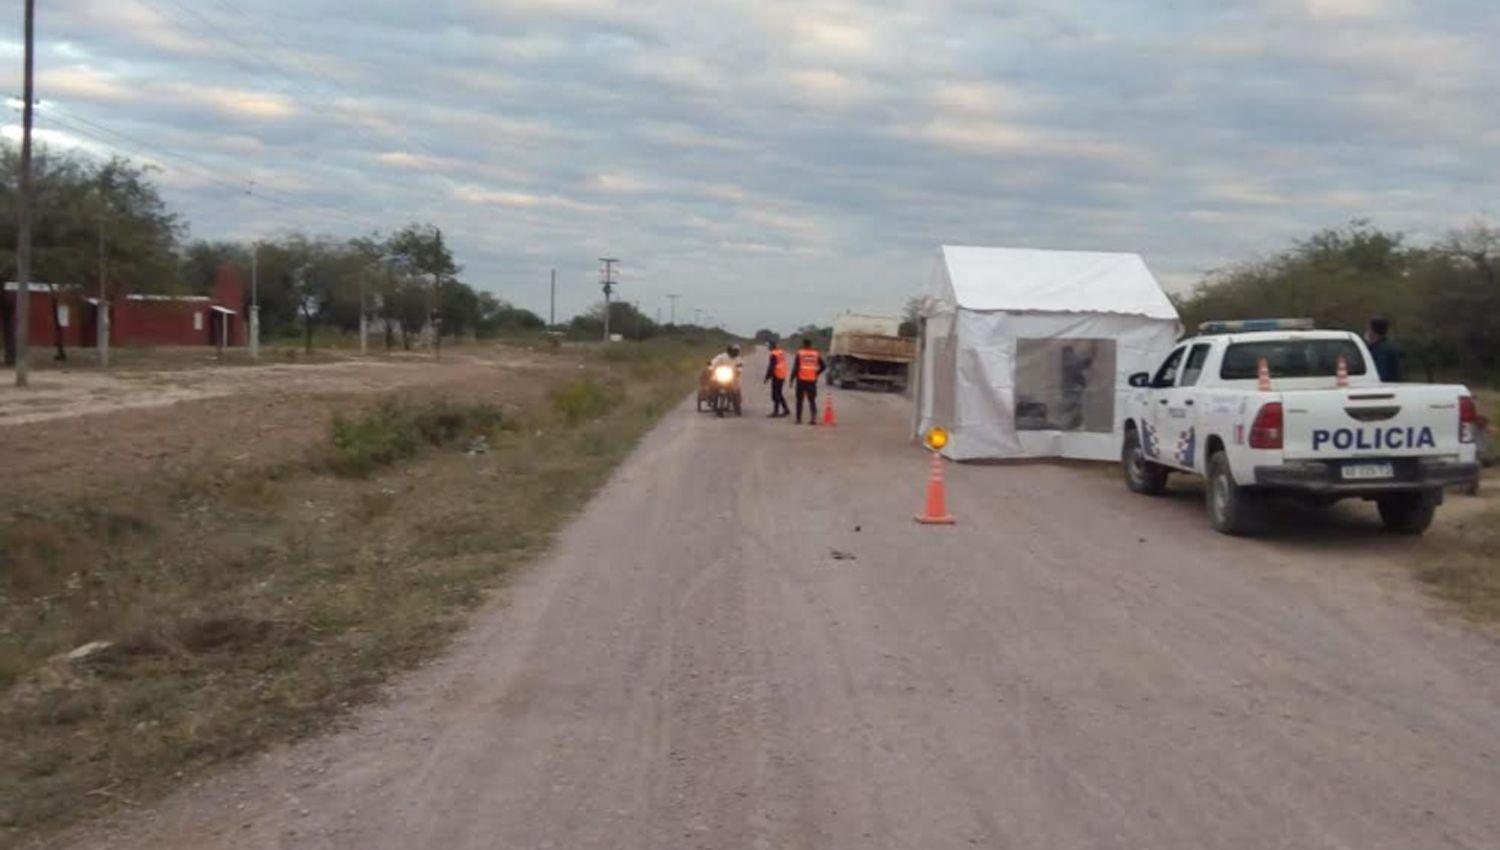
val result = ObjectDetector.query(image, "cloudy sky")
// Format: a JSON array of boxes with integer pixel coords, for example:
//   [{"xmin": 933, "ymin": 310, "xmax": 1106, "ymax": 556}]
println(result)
[{"xmin": 4, "ymin": 0, "xmax": 1498, "ymax": 332}]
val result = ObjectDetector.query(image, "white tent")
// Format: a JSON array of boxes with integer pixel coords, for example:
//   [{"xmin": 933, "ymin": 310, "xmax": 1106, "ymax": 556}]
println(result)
[{"xmin": 914, "ymin": 245, "xmax": 1180, "ymax": 461}]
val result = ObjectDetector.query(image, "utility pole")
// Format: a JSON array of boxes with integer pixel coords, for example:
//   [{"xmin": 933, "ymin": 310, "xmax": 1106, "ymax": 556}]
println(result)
[
  {"xmin": 549, "ymin": 268, "xmax": 556, "ymax": 327},
  {"xmin": 432, "ymin": 227, "xmax": 443, "ymax": 360},
  {"xmin": 598, "ymin": 257, "xmax": 618, "ymax": 342},
  {"xmin": 96, "ymin": 217, "xmax": 109, "ymax": 367},
  {"xmin": 249, "ymin": 245, "xmax": 260, "ymax": 361},
  {"xmin": 13, "ymin": 0, "xmax": 36, "ymax": 386},
  {"xmin": 666, "ymin": 293, "xmax": 680, "ymax": 326},
  {"xmin": 358, "ymin": 268, "xmax": 368, "ymax": 356}
]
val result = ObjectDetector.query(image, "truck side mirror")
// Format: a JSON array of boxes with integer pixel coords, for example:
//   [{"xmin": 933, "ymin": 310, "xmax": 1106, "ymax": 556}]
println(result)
[{"xmin": 1128, "ymin": 372, "xmax": 1151, "ymax": 388}]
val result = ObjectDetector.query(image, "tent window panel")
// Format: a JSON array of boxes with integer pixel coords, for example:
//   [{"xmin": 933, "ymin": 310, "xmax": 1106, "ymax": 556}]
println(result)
[{"xmin": 1014, "ymin": 338, "xmax": 1116, "ymax": 433}]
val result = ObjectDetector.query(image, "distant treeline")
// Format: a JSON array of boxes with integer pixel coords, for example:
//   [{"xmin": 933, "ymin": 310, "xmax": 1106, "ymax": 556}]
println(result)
[
  {"xmin": 1, "ymin": 144, "xmax": 725, "ymax": 362},
  {"xmin": 1174, "ymin": 221, "xmax": 1499, "ymax": 384}
]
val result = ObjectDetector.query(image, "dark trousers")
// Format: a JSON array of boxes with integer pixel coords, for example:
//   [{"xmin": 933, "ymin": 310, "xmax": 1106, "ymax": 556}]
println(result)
[
  {"xmin": 795, "ymin": 380, "xmax": 818, "ymax": 422},
  {"xmin": 770, "ymin": 378, "xmax": 789, "ymax": 415}
]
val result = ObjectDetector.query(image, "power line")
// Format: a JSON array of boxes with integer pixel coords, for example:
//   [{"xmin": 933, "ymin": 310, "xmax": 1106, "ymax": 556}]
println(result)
[
  {"xmin": 41, "ymin": 107, "xmax": 376, "ymax": 229},
  {"xmin": 133, "ymin": 0, "xmax": 488, "ymax": 229},
  {"xmin": 135, "ymin": 0, "xmax": 455, "ymax": 172}
]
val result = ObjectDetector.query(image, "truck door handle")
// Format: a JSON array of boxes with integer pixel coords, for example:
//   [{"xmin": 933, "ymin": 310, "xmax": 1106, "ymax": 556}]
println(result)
[
  {"xmin": 1185, "ymin": 399, "xmax": 1194, "ymax": 406},
  {"xmin": 1158, "ymin": 399, "xmax": 1168, "ymax": 405}
]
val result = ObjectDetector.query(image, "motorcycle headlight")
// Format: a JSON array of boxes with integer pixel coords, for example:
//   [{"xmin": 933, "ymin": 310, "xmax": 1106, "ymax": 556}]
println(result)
[{"xmin": 713, "ymin": 365, "xmax": 735, "ymax": 384}]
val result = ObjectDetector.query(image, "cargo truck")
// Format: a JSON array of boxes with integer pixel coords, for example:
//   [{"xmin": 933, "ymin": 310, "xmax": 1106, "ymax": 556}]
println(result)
[{"xmin": 826, "ymin": 311, "xmax": 918, "ymax": 392}]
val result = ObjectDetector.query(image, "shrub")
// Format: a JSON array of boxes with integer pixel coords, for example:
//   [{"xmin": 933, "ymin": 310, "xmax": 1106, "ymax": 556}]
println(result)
[
  {"xmin": 329, "ymin": 400, "xmax": 503, "ymax": 477},
  {"xmin": 412, "ymin": 403, "xmax": 504, "ymax": 446},
  {"xmin": 330, "ymin": 402, "xmax": 420, "ymax": 477},
  {"xmin": 550, "ymin": 378, "xmax": 619, "ymax": 425}
]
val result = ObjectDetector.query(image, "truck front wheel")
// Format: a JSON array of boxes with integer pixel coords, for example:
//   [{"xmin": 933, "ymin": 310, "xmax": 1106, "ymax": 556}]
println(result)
[
  {"xmin": 1376, "ymin": 492, "xmax": 1436, "ymax": 535},
  {"xmin": 1122, "ymin": 429, "xmax": 1168, "ymax": 495},
  {"xmin": 1207, "ymin": 451, "xmax": 1259, "ymax": 535}
]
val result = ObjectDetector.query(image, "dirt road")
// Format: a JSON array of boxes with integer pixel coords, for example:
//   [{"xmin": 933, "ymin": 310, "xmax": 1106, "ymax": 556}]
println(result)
[{"xmin": 65, "ymin": 370, "xmax": 1500, "ymax": 849}]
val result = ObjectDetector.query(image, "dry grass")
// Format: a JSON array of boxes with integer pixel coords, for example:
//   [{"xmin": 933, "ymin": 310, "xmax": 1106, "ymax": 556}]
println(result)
[
  {"xmin": 0, "ymin": 340, "xmax": 702, "ymax": 845},
  {"xmin": 1412, "ymin": 383, "xmax": 1500, "ymax": 624},
  {"xmin": 1413, "ymin": 491, "xmax": 1500, "ymax": 624}
]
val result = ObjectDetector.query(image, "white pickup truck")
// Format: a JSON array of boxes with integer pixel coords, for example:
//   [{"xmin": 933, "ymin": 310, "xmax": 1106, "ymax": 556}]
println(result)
[{"xmin": 1120, "ymin": 322, "xmax": 1481, "ymax": 535}]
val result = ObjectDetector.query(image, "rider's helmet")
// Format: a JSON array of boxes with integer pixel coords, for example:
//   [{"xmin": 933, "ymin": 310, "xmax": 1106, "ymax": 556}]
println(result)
[{"xmin": 728, "ymin": 344, "xmax": 741, "ymax": 358}]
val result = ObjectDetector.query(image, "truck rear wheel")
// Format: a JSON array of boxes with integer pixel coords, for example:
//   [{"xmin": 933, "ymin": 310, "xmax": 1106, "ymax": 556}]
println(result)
[
  {"xmin": 1377, "ymin": 492, "xmax": 1436, "ymax": 535},
  {"xmin": 1122, "ymin": 428, "xmax": 1168, "ymax": 495},
  {"xmin": 1207, "ymin": 451, "xmax": 1259, "ymax": 535}
]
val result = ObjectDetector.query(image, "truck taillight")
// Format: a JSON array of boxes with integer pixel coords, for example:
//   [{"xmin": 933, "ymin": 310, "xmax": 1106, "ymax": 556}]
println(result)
[
  {"xmin": 1249, "ymin": 402, "xmax": 1284, "ymax": 450},
  {"xmin": 1459, "ymin": 395, "xmax": 1478, "ymax": 444}
]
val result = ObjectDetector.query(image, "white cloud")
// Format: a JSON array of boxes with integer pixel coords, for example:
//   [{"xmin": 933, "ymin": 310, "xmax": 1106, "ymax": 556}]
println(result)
[
  {"xmin": 895, "ymin": 117, "xmax": 1148, "ymax": 167},
  {"xmin": 163, "ymin": 84, "xmax": 298, "ymax": 121},
  {"xmin": 451, "ymin": 184, "xmax": 605, "ymax": 214},
  {"xmin": 635, "ymin": 120, "xmax": 750, "ymax": 151},
  {"xmin": 40, "ymin": 67, "xmax": 129, "ymax": 102},
  {"xmin": 1301, "ymin": 0, "xmax": 1392, "ymax": 20},
  {"xmin": 784, "ymin": 68, "xmax": 881, "ymax": 108},
  {"xmin": 930, "ymin": 81, "xmax": 1050, "ymax": 117},
  {"xmin": 24, "ymin": 0, "xmax": 1500, "ymax": 332},
  {"xmin": 790, "ymin": 16, "xmax": 879, "ymax": 58},
  {"xmin": 377, "ymin": 151, "xmax": 460, "ymax": 172},
  {"xmin": 591, "ymin": 172, "xmax": 653, "ymax": 193}
]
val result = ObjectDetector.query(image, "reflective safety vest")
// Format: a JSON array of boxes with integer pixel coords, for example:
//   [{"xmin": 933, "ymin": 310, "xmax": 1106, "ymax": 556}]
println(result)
[
  {"xmin": 796, "ymin": 348, "xmax": 820, "ymax": 382},
  {"xmin": 769, "ymin": 348, "xmax": 789, "ymax": 380}
]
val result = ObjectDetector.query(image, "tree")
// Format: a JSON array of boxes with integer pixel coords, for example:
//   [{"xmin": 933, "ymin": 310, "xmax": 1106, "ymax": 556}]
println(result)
[
  {"xmin": 1423, "ymin": 222, "xmax": 1500, "ymax": 378},
  {"xmin": 179, "ymin": 240, "xmax": 249, "ymax": 295},
  {"xmin": 1175, "ymin": 219, "xmax": 1500, "ymax": 382},
  {"xmin": 900, "ymin": 296, "xmax": 923, "ymax": 337},
  {"xmin": 753, "ymin": 328, "xmax": 778, "ymax": 345},
  {"xmin": 569, "ymin": 300, "xmax": 659, "ymax": 341},
  {"xmin": 0, "ymin": 144, "xmax": 182, "ymax": 362},
  {"xmin": 386, "ymin": 274, "xmax": 429, "ymax": 350},
  {"xmin": 387, "ymin": 223, "xmax": 460, "ymax": 349}
]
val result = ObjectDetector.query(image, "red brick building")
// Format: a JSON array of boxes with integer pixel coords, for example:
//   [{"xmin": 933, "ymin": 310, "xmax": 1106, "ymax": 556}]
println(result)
[{"xmin": 4, "ymin": 265, "xmax": 248, "ymax": 350}]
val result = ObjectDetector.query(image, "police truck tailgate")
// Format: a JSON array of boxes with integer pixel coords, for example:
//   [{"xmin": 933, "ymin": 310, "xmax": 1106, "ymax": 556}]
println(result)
[{"xmin": 1281, "ymin": 385, "xmax": 1467, "ymax": 461}]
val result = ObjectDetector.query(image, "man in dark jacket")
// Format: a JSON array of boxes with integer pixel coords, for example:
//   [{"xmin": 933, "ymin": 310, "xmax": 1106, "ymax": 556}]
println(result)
[
  {"xmin": 764, "ymin": 339, "xmax": 791, "ymax": 417},
  {"xmin": 1365, "ymin": 316, "xmax": 1401, "ymax": 382}
]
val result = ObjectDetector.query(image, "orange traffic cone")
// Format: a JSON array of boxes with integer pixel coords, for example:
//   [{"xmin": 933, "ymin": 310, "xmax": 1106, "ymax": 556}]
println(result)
[
  {"xmin": 823, "ymin": 392, "xmax": 837, "ymax": 426},
  {"xmin": 1257, "ymin": 356, "xmax": 1271, "ymax": 392},
  {"xmin": 1336, "ymin": 354, "xmax": 1349, "ymax": 388},
  {"xmin": 914, "ymin": 450, "xmax": 955, "ymax": 525}
]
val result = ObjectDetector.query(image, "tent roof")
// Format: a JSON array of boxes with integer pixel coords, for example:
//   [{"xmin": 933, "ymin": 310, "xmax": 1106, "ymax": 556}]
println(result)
[{"xmin": 936, "ymin": 245, "xmax": 1178, "ymax": 320}]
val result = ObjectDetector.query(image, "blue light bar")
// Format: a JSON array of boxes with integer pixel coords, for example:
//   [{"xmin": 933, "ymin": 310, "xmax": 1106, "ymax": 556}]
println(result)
[{"xmin": 1197, "ymin": 318, "xmax": 1316, "ymax": 334}]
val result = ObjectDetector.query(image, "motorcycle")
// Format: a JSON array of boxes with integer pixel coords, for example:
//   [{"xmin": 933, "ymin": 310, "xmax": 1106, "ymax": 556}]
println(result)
[{"xmin": 707, "ymin": 362, "xmax": 743, "ymax": 417}]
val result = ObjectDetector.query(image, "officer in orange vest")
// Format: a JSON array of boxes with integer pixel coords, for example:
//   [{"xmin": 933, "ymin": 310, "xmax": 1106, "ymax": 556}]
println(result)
[
  {"xmin": 764, "ymin": 339, "xmax": 791, "ymax": 418},
  {"xmin": 792, "ymin": 337, "xmax": 826, "ymax": 425}
]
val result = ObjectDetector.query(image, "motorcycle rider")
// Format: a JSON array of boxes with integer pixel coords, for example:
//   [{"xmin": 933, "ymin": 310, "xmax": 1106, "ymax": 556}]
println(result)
[
  {"xmin": 764, "ymin": 338, "xmax": 791, "ymax": 418},
  {"xmin": 708, "ymin": 343, "xmax": 744, "ymax": 408},
  {"xmin": 710, "ymin": 343, "xmax": 743, "ymax": 374}
]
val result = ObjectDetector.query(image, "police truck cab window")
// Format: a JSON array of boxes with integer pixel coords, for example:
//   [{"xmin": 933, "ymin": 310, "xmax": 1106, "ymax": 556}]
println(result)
[
  {"xmin": 1178, "ymin": 343, "xmax": 1212, "ymax": 387},
  {"xmin": 1220, "ymin": 339, "xmax": 1367, "ymax": 380},
  {"xmin": 1151, "ymin": 346, "xmax": 1186, "ymax": 388}
]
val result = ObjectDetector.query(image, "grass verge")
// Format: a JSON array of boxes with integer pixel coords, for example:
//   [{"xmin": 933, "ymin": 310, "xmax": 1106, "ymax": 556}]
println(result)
[
  {"xmin": 0, "ymin": 340, "xmax": 701, "ymax": 844},
  {"xmin": 1414, "ymin": 500, "xmax": 1500, "ymax": 623},
  {"xmin": 1409, "ymin": 385, "xmax": 1499, "ymax": 622}
]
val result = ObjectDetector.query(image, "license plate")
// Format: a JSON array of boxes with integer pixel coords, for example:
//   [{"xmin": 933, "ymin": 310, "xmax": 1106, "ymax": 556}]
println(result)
[{"xmin": 1342, "ymin": 463, "xmax": 1394, "ymax": 480}]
